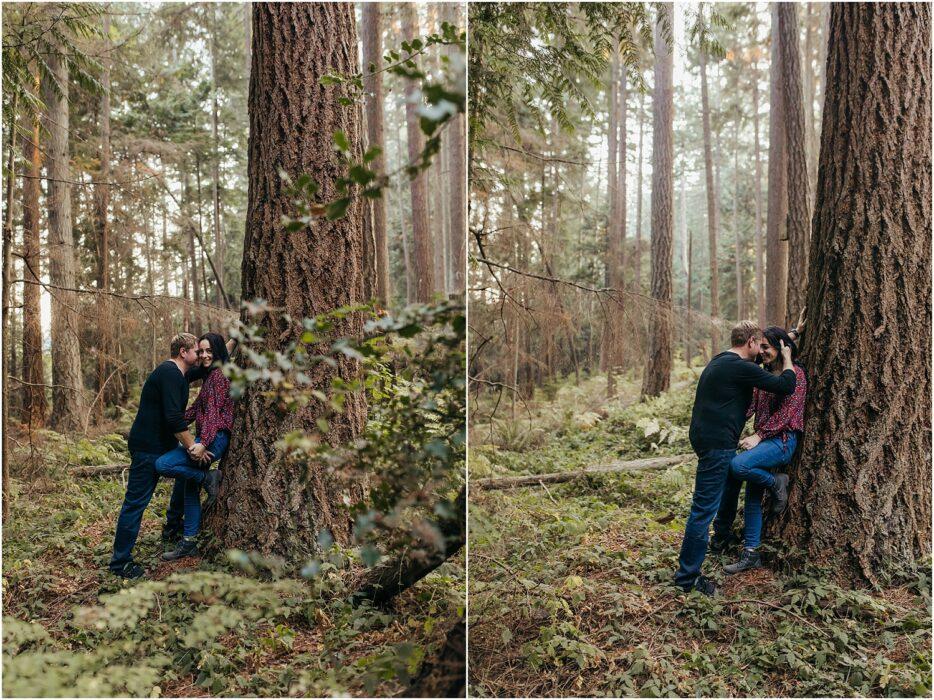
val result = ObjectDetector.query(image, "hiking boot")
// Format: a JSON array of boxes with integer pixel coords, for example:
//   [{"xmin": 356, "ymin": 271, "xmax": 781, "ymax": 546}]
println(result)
[
  {"xmin": 162, "ymin": 526, "xmax": 182, "ymax": 548},
  {"xmin": 202, "ymin": 470, "xmax": 222, "ymax": 509},
  {"xmin": 770, "ymin": 473, "xmax": 790, "ymax": 514},
  {"xmin": 162, "ymin": 537, "xmax": 199, "ymax": 561},
  {"xmin": 693, "ymin": 575, "xmax": 717, "ymax": 597},
  {"xmin": 113, "ymin": 561, "xmax": 145, "ymax": 579},
  {"xmin": 724, "ymin": 548, "xmax": 762, "ymax": 575},
  {"xmin": 709, "ymin": 532, "xmax": 740, "ymax": 555}
]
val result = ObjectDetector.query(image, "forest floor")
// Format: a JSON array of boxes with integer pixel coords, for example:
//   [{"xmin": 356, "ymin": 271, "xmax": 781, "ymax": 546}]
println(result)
[
  {"xmin": 3, "ymin": 415, "xmax": 464, "ymax": 697},
  {"xmin": 468, "ymin": 367, "xmax": 931, "ymax": 697}
]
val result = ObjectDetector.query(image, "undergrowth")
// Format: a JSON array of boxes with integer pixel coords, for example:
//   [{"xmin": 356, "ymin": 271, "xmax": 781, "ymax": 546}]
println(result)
[
  {"xmin": 468, "ymin": 369, "xmax": 932, "ymax": 698},
  {"xmin": 3, "ymin": 432, "xmax": 462, "ymax": 698}
]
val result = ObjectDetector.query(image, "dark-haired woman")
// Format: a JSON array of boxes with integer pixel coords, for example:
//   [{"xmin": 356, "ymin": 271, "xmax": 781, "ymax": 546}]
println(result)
[
  {"xmin": 155, "ymin": 332, "xmax": 234, "ymax": 560},
  {"xmin": 712, "ymin": 325, "xmax": 807, "ymax": 574}
]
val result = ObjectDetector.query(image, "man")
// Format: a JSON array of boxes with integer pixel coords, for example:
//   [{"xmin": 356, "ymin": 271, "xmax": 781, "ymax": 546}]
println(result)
[
  {"xmin": 673, "ymin": 321, "xmax": 796, "ymax": 596},
  {"xmin": 109, "ymin": 333, "xmax": 221, "ymax": 579}
]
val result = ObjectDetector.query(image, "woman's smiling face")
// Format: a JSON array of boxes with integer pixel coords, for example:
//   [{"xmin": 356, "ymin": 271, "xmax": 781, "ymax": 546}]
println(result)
[{"xmin": 199, "ymin": 339, "xmax": 213, "ymax": 367}]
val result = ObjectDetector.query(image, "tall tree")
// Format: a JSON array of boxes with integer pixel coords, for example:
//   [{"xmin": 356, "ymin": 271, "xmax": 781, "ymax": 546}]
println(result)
[
  {"xmin": 210, "ymin": 2, "xmax": 225, "ymax": 306},
  {"xmin": 402, "ymin": 4, "xmax": 435, "ymax": 302},
  {"xmin": 445, "ymin": 2, "xmax": 466, "ymax": 297},
  {"xmin": 732, "ymin": 123, "xmax": 743, "ymax": 319},
  {"xmin": 93, "ymin": 11, "xmax": 112, "ymax": 423},
  {"xmin": 698, "ymin": 29, "xmax": 721, "ymax": 353},
  {"xmin": 775, "ymin": 3, "xmax": 931, "ymax": 584},
  {"xmin": 633, "ymin": 89, "xmax": 645, "ymax": 291},
  {"xmin": 602, "ymin": 47, "xmax": 621, "ymax": 394},
  {"xmin": 361, "ymin": 2, "xmax": 390, "ymax": 306},
  {"xmin": 765, "ymin": 3, "xmax": 788, "ymax": 326},
  {"xmin": 751, "ymin": 24, "xmax": 766, "ymax": 327},
  {"xmin": 43, "ymin": 39, "xmax": 84, "ymax": 432},
  {"xmin": 21, "ymin": 75, "xmax": 47, "ymax": 429},
  {"xmin": 208, "ymin": 3, "xmax": 366, "ymax": 560},
  {"xmin": 778, "ymin": 3, "xmax": 810, "ymax": 328},
  {"xmin": 641, "ymin": 3, "xmax": 674, "ymax": 398}
]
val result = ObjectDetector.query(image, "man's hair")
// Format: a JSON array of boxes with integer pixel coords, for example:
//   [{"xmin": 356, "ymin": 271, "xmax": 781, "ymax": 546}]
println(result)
[
  {"xmin": 730, "ymin": 321, "xmax": 761, "ymax": 347},
  {"xmin": 170, "ymin": 333, "xmax": 199, "ymax": 358}
]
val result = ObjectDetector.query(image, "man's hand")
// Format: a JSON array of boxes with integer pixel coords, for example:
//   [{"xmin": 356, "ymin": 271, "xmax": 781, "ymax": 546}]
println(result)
[
  {"xmin": 188, "ymin": 443, "xmax": 207, "ymax": 461},
  {"xmin": 739, "ymin": 433, "xmax": 762, "ymax": 451}
]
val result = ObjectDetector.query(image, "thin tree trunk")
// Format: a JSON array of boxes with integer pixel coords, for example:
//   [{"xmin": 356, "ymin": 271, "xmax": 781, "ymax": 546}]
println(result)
[
  {"xmin": 93, "ymin": 11, "xmax": 112, "ymax": 423},
  {"xmin": 361, "ymin": 2, "xmax": 390, "ymax": 306},
  {"xmin": 733, "ymin": 124, "xmax": 743, "ymax": 320},
  {"xmin": 402, "ymin": 4, "xmax": 435, "ymax": 302},
  {"xmin": 752, "ymin": 42, "xmax": 766, "ymax": 327},
  {"xmin": 641, "ymin": 4, "xmax": 674, "ymax": 399},
  {"xmin": 699, "ymin": 46, "xmax": 720, "ymax": 353},
  {"xmin": 207, "ymin": 2, "xmax": 366, "ymax": 560},
  {"xmin": 2, "ymin": 89, "xmax": 19, "ymax": 520},
  {"xmin": 765, "ymin": 3, "xmax": 789, "ymax": 327},
  {"xmin": 603, "ymin": 48, "xmax": 620, "ymax": 393},
  {"xmin": 778, "ymin": 3, "xmax": 811, "ymax": 328},
  {"xmin": 22, "ymin": 80, "xmax": 47, "ymax": 429},
  {"xmin": 446, "ymin": 3, "xmax": 466, "ymax": 297},
  {"xmin": 43, "ymin": 44, "xmax": 83, "ymax": 432},
  {"xmin": 183, "ymin": 169, "xmax": 202, "ymax": 335},
  {"xmin": 211, "ymin": 2, "xmax": 225, "ymax": 307},
  {"xmin": 685, "ymin": 226, "xmax": 693, "ymax": 368},
  {"xmin": 634, "ymin": 89, "xmax": 645, "ymax": 291},
  {"xmin": 774, "ymin": 3, "xmax": 931, "ymax": 584}
]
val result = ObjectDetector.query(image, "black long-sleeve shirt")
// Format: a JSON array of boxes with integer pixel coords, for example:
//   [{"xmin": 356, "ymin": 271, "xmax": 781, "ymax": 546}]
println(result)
[
  {"xmin": 688, "ymin": 352, "xmax": 797, "ymax": 452},
  {"xmin": 127, "ymin": 361, "xmax": 196, "ymax": 454}
]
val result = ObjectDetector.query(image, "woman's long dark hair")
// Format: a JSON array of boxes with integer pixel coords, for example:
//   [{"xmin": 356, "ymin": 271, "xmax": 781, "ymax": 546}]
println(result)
[
  {"xmin": 199, "ymin": 332, "xmax": 229, "ymax": 371},
  {"xmin": 762, "ymin": 326, "xmax": 806, "ymax": 377}
]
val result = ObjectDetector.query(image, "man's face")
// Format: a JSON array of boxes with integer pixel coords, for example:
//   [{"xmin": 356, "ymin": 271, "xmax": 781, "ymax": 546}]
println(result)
[
  {"xmin": 179, "ymin": 344, "xmax": 199, "ymax": 368},
  {"xmin": 199, "ymin": 339, "xmax": 213, "ymax": 367}
]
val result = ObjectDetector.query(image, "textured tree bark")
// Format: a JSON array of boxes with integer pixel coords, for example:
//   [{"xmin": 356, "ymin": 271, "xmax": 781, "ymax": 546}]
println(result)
[
  {"xmin": 93, "ymin": 12, "xmax": 113, "ymax": 423},
  {"xmin": 206, "ymin": 3, "xmax": 366, "ymax": 561},
  {"xmin": 2, "ymin": 89, "xmax": 18, "ymax": 521},
  {"xmin": 446, "ymin": 3, "xmax": 466, "ymax": 297},
  {"xmin": 765, "ymin": 3, "xmax": 789, "ymax": 327},
  {"xmin": 42, "ymin": 44, "xmax": 83, "ymax": 433},
  {"xmin": 21, "ymin": 85, "xmax": 47, "ymax": 429},
  {"xmin": 773, "ymin": 3, "xmax": 931, "ymax": 585},
  {"xmin": 409, "ymin": 621, "xmax": 465, "ymax": 698},
  {"xmin": 634, "ymin": 90, "xmax": 645, "ymax": 292},
  {"xmin": 211, "ymin": 2, "xmax": 225, "ymax": 307},
  {"xmin": 641, "ymin": 4, "xmax": 674, "ymax": 399},
  {"xmin": 778, "ymin": 3, "xmax": 811, "ymax": 329},
  {"xmin": 699, "ymin": 46, "xmax": 720, "ymax": 353},
  {"xmin": 732, "ymin": 126, "xmax": 743, "ymax": 320},
  {"xmin": 752, "ymin": 42, "xmax": 766, "ymax": 328},
  {"xmin": 402, "ymin": 4, "xmax": 435, "ymax": 302},
  {"xmin": 361, "ymin": 2, "xmax": 390, "ymax": 306}
]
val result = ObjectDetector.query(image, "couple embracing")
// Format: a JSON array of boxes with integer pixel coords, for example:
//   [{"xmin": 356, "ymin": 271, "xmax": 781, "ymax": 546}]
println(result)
[
  {"xmin": 675, "ymin": 314, "xmax": 807, "ymax": 596},
  {"xmin": 109, "ymin": 332, "xmax": 236, "ymax": 579}
]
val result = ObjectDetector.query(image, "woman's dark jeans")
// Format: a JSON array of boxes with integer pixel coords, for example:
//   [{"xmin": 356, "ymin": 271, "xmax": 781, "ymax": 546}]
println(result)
[{"xmin": 158, "ymin": 431, "xmax": 229, "ymax": 538}]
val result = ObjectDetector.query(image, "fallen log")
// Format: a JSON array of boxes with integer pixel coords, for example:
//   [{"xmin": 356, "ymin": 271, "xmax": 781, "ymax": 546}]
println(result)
[
  {"xmin": 473, "ymin": 453, "xmax": 694, "ymax": 491},
  {"xmin": 72, "ymin": 463, "xmax": 130, "ymax": 477}
]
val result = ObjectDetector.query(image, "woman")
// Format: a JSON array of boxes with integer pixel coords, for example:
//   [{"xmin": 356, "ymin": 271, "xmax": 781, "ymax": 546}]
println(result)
[
  {"xmin": 712, "ymin": 325, "xmax": 807, "ymax": 575},
  {"xmin": 155, "ymin": 332, "xmax": 234, "ymax": 561}
]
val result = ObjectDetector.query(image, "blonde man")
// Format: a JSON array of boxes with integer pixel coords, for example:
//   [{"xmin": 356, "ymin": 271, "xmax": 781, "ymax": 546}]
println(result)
[
  {"xmin": 109, "ymin": 333, "xmax": 202, "ymax": 579},
  {"xmin": 673, "ymin": 321, "xmax": 796, "ymax": 596}
]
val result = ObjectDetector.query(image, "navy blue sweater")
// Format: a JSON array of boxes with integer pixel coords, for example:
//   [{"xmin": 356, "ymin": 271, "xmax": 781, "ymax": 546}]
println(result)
[
  {"xmin": 688, "ymin": 352, "xmax": 797, "ymax": 452},
  {"xmin": 127, "ymin": 361, "xmax": 200, "ymax": 454}
]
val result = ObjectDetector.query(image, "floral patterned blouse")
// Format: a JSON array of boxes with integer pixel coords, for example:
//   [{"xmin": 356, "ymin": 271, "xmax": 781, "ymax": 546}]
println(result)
[
  {"xmin": 746, "ymin": 364, "xmax": 807, "ymax": 443},
  {"xmin": 184, "ymin": 368, "xmax": 233, "ymax": 448}
]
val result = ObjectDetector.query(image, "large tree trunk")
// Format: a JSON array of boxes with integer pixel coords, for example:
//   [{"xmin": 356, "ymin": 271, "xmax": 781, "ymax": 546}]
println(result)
[
  {"xmin": 765, "ymin": 3, "xmax": 789, "ymax": 327},
  {"xmin": 774, "ymin": 3, "xmax": 931, "ymax": 585},
  {"xmin": 641, "ymin": 4, "xmax": 673, "ymax": 399},
  {"xmin": 43, "ymin": 44, "xmax": 83, "ymax": 433},
  {"xmin": 207, "ymin": 3, "xmax": 366, "ymax": 561},
  {"xmin": 752, "ymin": 41, "xmax": 766, "ymax": 328},
  {"xmin": 778, "ymin": 3, "xmax": 811, "ymax": 328},
  {"xmin": 446, "ymin": 4, "xmax": 466, "ymax": 297},
  {"xmin": 699, "ymin": 46, "xmax": 720, "ymax": 353},
  {"xmin": 21, "ymin": 85, "xmax": 47, "ymax": 429},
  {"xmin": 93, "ymin": 12, "xmax": 112, "ymax": 424},
  {"xmin": 361, "ymin": 2, "xmax": 390, "ymax": 306},
  {"xmin": 402, "ymin": 4, "xmax": 435, "ymax": 302}
]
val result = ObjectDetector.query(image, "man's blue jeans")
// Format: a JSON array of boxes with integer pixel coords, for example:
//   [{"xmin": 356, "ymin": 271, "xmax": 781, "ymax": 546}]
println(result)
[
  {"xmin": 110, "ymin": 450, "xmax": 164, "ymax": 572},
  {"xmin": 157, "ymin": 431, "xmax": 229, "ymax": 539},
  {"xmin": 674, "ymin": 448, "xmax": 736, "ymax": 590},
  {"xmin": 713, "ymin": 433, "xmax": 798, "ymax": 550}
]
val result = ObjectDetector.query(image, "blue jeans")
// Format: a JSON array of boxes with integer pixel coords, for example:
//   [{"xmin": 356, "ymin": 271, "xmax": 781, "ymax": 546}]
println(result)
[
  {"xmin": 156, "ymin": 431, "xmax": 229, "ymax": 539},
  {"xmin": 110, "ymin": 450, "xmax": 164, "ymax": 572},
  {"xmin": 674, "ymin": 448, "xmax": 736, "ymax": 589},
  {"xmin": 713, "ymin": 433, "xmax": 798, "ymax": 550}
]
